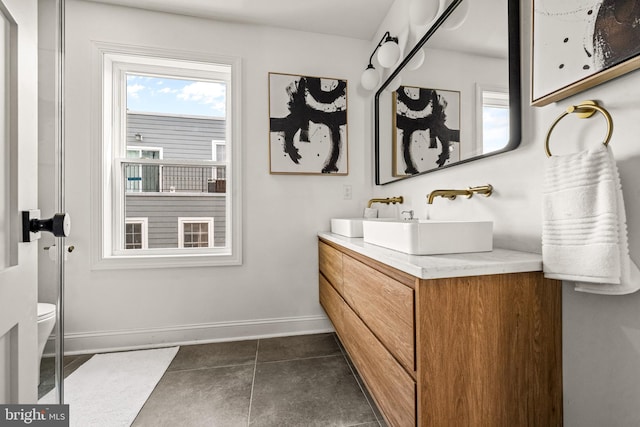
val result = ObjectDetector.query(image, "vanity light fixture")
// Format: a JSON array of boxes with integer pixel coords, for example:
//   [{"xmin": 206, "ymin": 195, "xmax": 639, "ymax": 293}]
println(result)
[
  {"xmin": 360, "ymin": 31, "xmax": 400, "ymax": 90},
  {"xmin": 360, "ymin": 65, "xmax": 379, "ymax": 91},
  {"xmin": 377, "ymin": 33, "xmax": 401, "ymax": 67}
]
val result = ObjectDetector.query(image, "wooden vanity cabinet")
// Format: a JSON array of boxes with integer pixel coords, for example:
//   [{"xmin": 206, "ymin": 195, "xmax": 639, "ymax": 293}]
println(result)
[{"xmin": 318, "ymin": 238, "xmax": 562, "ymax": 427}]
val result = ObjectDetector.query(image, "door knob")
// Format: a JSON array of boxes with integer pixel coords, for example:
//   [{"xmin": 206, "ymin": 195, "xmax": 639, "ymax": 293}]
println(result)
[
  {"xmin": 22, "ymin": 211, "xmax": 71, "ymax": 242},
  {"xmin": 31, "ymin": 213, "xmax": 71, "ymax": 237}
]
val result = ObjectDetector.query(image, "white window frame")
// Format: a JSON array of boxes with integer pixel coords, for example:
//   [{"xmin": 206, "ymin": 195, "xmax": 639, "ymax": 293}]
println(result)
[
  {"xmin": 178, "ymin": 217, "xmax": 214, "ymax": 248},
  {"xmin": 125, "ymin": 217, "xmax": 148, "ymax": 249},
  {"xmin": 91, "ymin": 42, "xmax": 242, "ymax": 269}
]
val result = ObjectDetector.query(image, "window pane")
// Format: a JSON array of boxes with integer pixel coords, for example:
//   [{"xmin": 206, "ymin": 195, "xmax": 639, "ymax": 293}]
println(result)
[
  {"xmin": 125, "ymin": 222, "xmax": 143, "ymax": 249},
  {"xmin": 215, "ymin": 144, "xmax": 225, "ymax": 161},
  {"xmin": 126, "ymin": 74, "xmax": 225, "ymax": 117},
  {"xmin": 181, "ymin": 221, "xmax": 210, "ymax": 248},
  {"xmin": 123, "ymin": 72, "xmax": 228, "ymax": 251},
  {"xmin": 141, "ymin": 150, "xmax": 159, "ymax": 159},
  {"xmin": 482, "ymin": 106, "xmax": 509, "ymax": 153},
  {"xmin": 481, "ymin": 89, "xmax": 509, "ymax": 154}
]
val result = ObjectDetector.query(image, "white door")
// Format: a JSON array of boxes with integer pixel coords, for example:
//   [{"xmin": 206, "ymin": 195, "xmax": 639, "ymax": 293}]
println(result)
[{"xmin": 0, "ymin": 0, "xmax": 39, "ymax": 403}]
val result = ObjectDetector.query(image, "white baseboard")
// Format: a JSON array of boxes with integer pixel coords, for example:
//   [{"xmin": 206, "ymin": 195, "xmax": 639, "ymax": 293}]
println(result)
[{"xmin": 43, "ymin": 314, "xmax": 334, "ymax": 356}]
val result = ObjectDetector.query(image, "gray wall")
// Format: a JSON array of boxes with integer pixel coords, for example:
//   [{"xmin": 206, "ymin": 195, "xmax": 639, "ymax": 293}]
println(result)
[
  {"xmin": 126, "ymin": 194, "xmax": 226, "ymax": 248},
  {"xmin": 127, "ymin": 113, "xmax": 226, "ymax": 160}
]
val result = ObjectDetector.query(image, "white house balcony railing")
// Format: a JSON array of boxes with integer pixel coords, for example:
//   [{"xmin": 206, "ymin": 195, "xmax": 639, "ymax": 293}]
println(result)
[{"xmin": 118, "ymin": 159, "xmax": 227, "ymax": 194}]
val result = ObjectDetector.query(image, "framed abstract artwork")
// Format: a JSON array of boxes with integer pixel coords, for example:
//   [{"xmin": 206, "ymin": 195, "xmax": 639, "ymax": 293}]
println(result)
[
  {"xmin": 392, "ymin": 85, "xmax": 460, "ymax": 177},
  {"xmin": 532, "ymin": 1, "xmax": 640, "ymax": 106},
  {"xmin": 268, "ymin": 72, "xmax": 348, "ymax": 175}
]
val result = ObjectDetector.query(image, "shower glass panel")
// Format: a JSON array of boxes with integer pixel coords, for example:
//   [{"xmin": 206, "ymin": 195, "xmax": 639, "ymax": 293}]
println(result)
[{"xmin": 36, "ymin": 0, "xmax": 66, "ymax": 404}]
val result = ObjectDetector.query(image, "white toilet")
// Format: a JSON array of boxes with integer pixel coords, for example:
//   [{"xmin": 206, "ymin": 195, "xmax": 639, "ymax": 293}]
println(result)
[{"xmin": 37, "ymin": 303, "xmax": 56, "ymax": 381}]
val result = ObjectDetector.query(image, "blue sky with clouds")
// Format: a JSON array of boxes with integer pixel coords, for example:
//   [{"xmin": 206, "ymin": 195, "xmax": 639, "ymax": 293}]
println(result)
[
  {"xmin": 483, "ymin": 107, "xmax": 509, "ymax": 152},
  {"xmin": 126, "ymin": 74, "xmax": 226, "ymax": 117}
]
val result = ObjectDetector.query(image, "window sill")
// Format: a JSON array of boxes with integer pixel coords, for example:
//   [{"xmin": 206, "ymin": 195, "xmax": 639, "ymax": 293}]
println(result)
[{"xmin": 91, "ymin": 251, "xmax": 242, "ymax": 270}]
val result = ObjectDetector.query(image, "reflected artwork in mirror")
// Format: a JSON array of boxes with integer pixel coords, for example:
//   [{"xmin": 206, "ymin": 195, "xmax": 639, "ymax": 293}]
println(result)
[
  {"xmin": 375, "ymin": 0, "xmax": 521, "ymax": 185},
  {"xmin": 392, "ymin": 85, "xmax": 460, "ymax": 176}
]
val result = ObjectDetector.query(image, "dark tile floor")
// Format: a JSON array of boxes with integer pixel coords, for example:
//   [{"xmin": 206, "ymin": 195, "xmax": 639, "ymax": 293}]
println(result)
[{"xmin": 40, "ymin": 333, "xmax": 388, "ymax": 427}]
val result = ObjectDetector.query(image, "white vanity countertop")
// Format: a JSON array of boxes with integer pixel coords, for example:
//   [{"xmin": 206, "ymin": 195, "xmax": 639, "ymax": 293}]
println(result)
[{"xmin": 318, "ymin": 232, "xmax": 543, "ymax": 280}]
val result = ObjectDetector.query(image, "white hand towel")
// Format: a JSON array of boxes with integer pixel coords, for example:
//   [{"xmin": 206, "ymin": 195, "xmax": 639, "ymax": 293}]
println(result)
[{"xmin": 542, "ymin": 145, "xmax": 640, "ymax": 295}]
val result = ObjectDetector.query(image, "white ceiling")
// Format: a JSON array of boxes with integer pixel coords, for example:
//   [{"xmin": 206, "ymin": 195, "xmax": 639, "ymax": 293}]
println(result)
[{"xmin": 83, "ymin": 0, "xmax": 396, "ymax": 40}]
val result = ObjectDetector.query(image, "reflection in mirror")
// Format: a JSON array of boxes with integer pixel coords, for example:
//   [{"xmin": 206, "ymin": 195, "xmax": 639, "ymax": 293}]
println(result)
[
  {"xmin": 477, "ymin": 85, "xmax": 509, "ymax": 153},
  {"xmin": 375, "ymin": 0, "xmax": 521, "ymax": 185},
  {"xmin": 393, "ymin": 86, "xmax": 460, "ymax": 176}
]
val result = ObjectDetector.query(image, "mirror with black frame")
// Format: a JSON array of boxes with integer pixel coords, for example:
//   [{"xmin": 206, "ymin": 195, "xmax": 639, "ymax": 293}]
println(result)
[{"xmin": 375, "ymin": 0, "xmax": 521, "ymax": 185}]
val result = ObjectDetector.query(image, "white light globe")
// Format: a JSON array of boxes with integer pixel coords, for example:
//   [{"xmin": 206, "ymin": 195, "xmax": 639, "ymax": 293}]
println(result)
[
  {"xmin": 442, "ymin": 0, "xmax": 469, "ymax": 30},
  {"xmin": 410, "ymin": 0, "xmax": 444, "ymax": 26},
  {"xmin": 406, "ymin": 48, "xmax": 426, "ymax": 71},
  {"xmin": 377, "ymin": 40, "xmax": 401, "ymax": 68},
  {"xmin": 360, "ymin": 67, "xmax": 380, "ymax": 90},
  {"xmin": 385, "ymin": 75, "xmax": 402, "ymax": 92}
]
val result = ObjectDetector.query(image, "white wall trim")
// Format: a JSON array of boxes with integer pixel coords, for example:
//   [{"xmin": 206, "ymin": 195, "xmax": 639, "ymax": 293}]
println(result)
[{"xmin": 43, "ymin": 315, "xmax": 333, "ymax": 356}]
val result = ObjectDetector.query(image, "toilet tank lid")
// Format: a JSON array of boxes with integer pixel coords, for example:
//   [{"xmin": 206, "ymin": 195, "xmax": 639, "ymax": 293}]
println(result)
[{"xmin": 37, "ymin": 303, "xmax": 56, "ymax": 319}]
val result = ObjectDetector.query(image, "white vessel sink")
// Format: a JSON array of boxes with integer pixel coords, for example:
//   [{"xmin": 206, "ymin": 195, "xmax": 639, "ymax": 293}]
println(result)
[
  {"xmin": 362, "ymin": 219, "xmax": 493, "ymax": 255},
  {"xmin": 330, "ymin": 218, "xmax": 393, "ymax": 238}
]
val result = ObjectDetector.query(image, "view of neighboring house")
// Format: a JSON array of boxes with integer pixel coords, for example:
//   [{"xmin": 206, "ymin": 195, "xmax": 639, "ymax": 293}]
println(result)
[{"xmin": 124, "ymin": 112, "xmax": 227, "ymax": 250}]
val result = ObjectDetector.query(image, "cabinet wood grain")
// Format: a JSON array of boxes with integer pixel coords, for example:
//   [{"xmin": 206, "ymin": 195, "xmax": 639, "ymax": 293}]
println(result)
[
  {"xmin": 321, "ymin": 238, "xmax": 416, "ymax": 288},
  {"xmin": 319, "ymin": 274, "xmax": 344, "ymax": 337},
  {"xmin": 342, "ymin": 298, "xmax": 416, "ymax": 427},
  {"xmin": 318, "ymin": 238, "xmax": 562, "ymax": 427},
  {"xmin": 319, "ymin": 241, "xmax": 344, "ymax": 295},
  {"xmin": 416, "ymin": 273, "xmax": 562, "ymax": 426},
  {"xmin": 343, "ymin": 254, "xmax": 415, "ymax": 374}
]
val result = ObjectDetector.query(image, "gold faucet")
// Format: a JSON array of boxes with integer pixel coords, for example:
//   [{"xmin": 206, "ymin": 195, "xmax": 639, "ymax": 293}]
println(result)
[
  {"xmin": 427, "ymin": 184, "xmax": 493, "ymax": 204},
  {"xmin": 367, "ymin": 196, "xmax": 404, "ymax": 208}
]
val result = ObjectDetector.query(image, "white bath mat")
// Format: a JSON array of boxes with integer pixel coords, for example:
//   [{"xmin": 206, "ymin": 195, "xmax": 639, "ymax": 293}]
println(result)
[{"xmin": 40, "ymin": 346, "xmax": 179, "ymax": 427}]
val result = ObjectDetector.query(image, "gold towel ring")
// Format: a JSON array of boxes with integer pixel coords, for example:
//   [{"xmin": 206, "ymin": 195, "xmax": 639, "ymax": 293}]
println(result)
[{"xmin": 544, "ymin": 100, "xmax": 613, "ymax": 157}]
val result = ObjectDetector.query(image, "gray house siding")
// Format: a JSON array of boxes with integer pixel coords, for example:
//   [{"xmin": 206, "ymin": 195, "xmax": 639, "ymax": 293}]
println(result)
[
  {"xmin": 127, "ymin": 112, "xmax": 226, "ymax": 161},
  {"xmin": 123, "ymin": 113, "xmax": 228, "ymax": 250},
  {"xmin": 126, "ymin": 194, "xmax": 226, "ymax": 248}
]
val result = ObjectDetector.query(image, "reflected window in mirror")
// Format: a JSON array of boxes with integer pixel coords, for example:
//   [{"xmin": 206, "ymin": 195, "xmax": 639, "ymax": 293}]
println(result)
[
  {"xmin": 477, "ymin": 86, "xmax": 509, "ymax": 154},
  {"xmin": 374, "ymin": 0, "xmax": 521, "ymax": 185}
]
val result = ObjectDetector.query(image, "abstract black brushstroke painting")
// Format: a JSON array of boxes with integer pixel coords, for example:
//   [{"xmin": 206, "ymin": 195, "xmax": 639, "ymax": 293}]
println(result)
[
  {"xmin": 392, "ymin": 86, "xmax": 460, "ymax": 177},
  {"xmin": 269, "ymin": 73, "xmax": 348, "ymax": 174},
  {"xmin": 532, "ymin": 0, "xmax": 640, "ymax": 106}
]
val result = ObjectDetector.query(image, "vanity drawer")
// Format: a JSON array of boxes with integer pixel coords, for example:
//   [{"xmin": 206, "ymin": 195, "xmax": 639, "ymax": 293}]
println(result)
[
  {"xmin": 341, "ymin": 300, "xmax": 416, "ymax": 427},
  {"xmin": 319, "ymin": 241, "xmax": 344, "ymax": 295},
  {"xmin": 342, "ymin": 255, "xmax": 415, "ymax": 373},
  {"xmin": 319, "ymin": 274, "xmax": 344, "ymax": 337}
]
